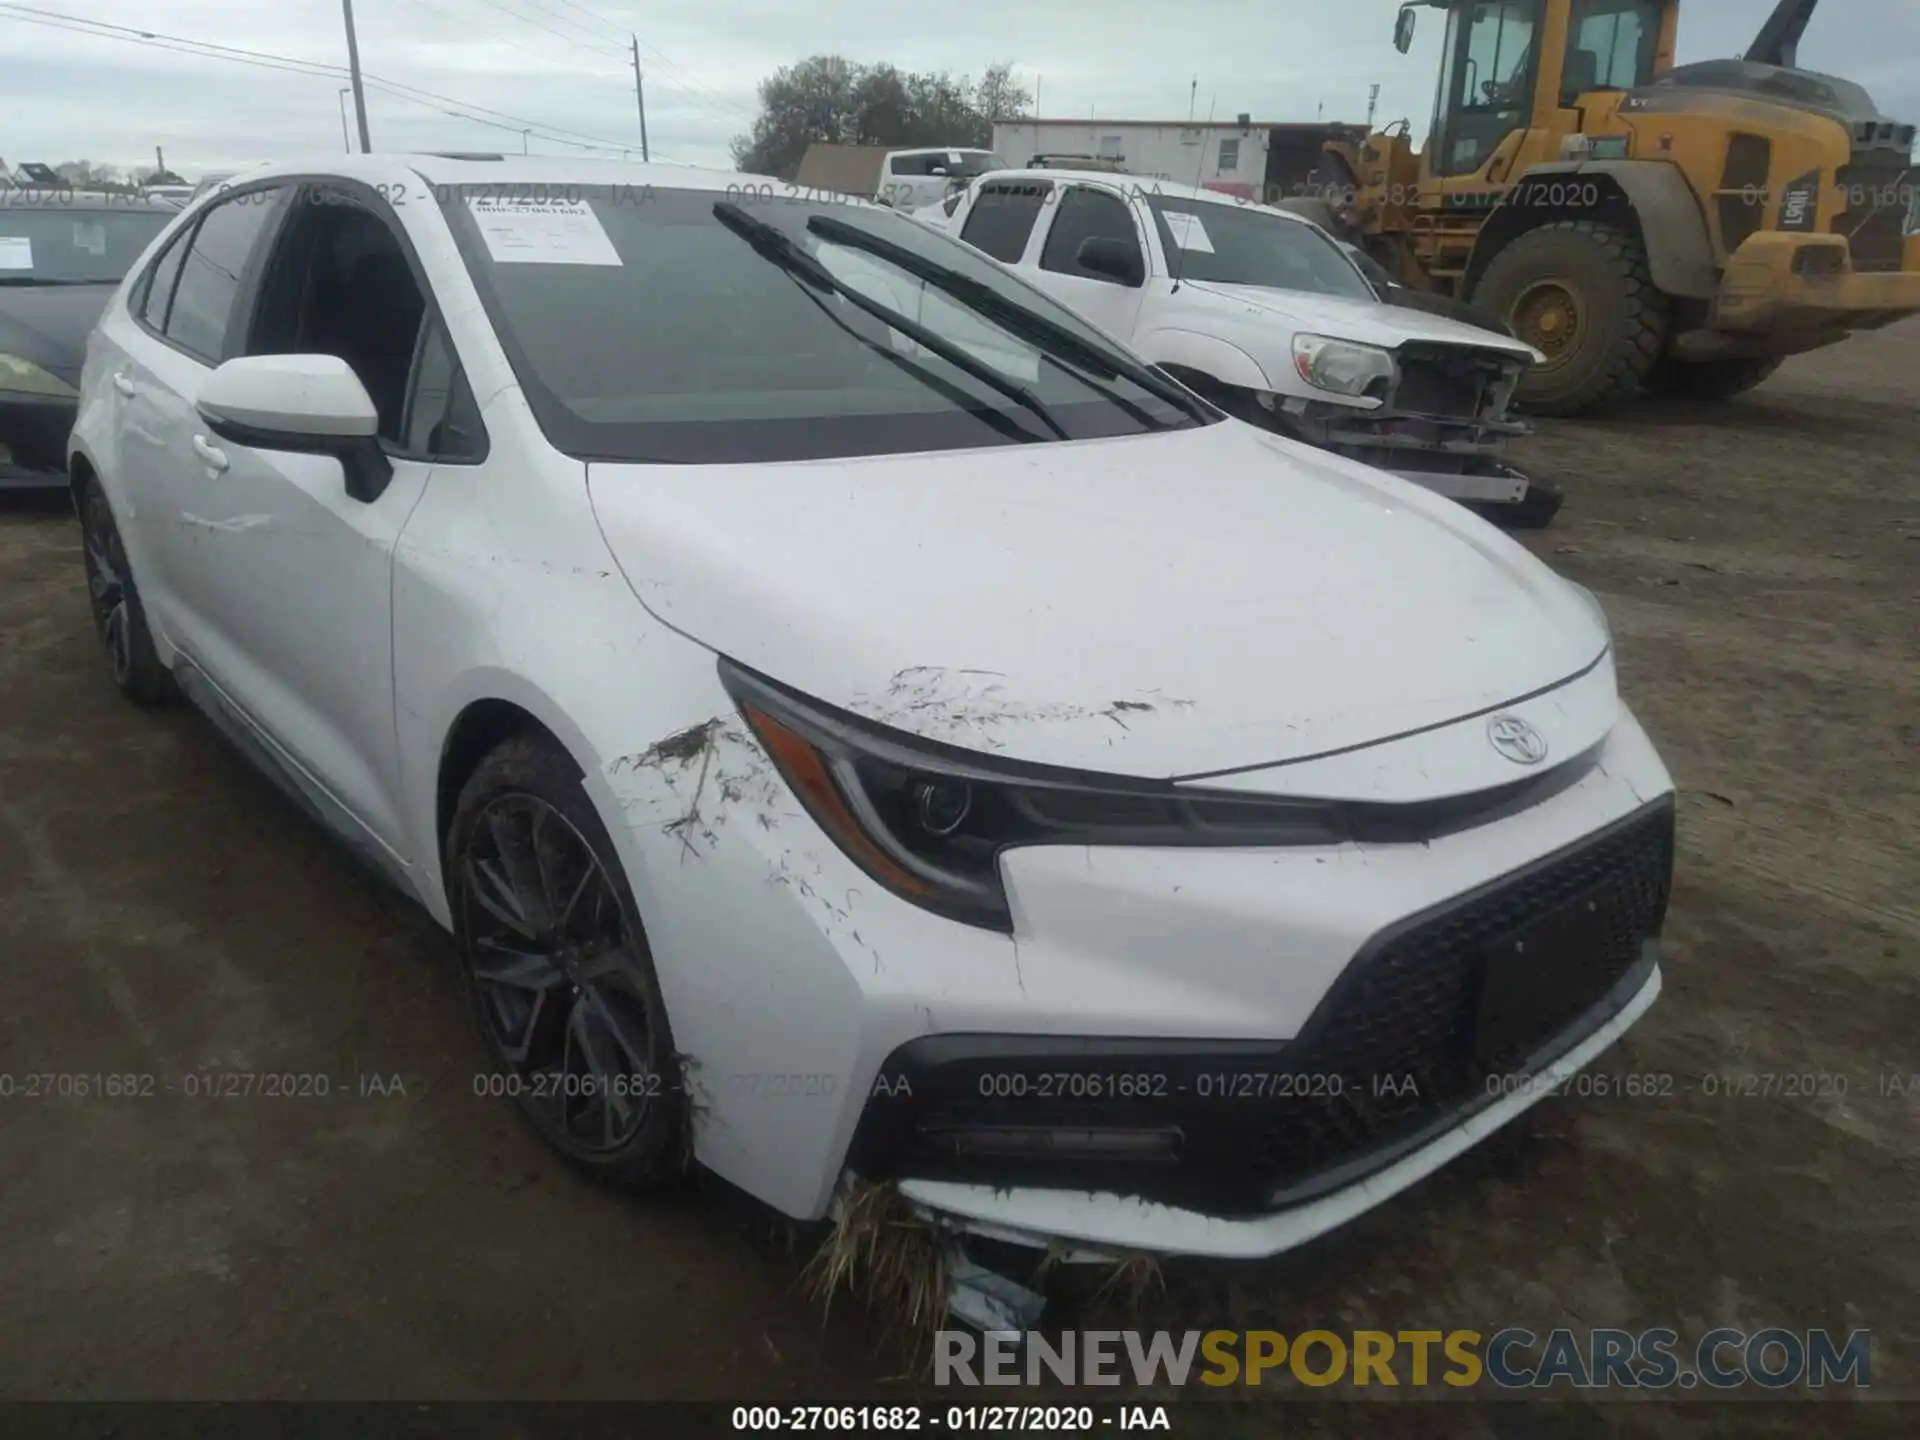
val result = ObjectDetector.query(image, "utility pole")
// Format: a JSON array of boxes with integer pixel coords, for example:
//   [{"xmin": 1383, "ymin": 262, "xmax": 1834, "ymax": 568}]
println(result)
[
  {"xmin": 1190, "ymin": 77, "xmax": 1198, "ymax": 121},
  {"xmin": 337, "ymin": 89, "xmax": 352, "ymax": 151},
  {"xmin": 340, "ymin": 0, "xmax": 372, "ymax": 152},
  {"xmin": 1366, "ymin": 82, "xmax": 1380, "ymax": 129},
  {"xmin": 631, "ymin": 35, "xmax": 650, "ymax": 162}
]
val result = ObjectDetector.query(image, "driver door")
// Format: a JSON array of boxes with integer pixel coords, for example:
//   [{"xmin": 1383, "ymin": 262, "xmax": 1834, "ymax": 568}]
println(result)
[
  {"xmin": 1431, "ymin": 0, "xmax": 1544, "ymax": 179},
  {"xmin": 166, "ymin": 184, "xmax": 479, "ymax": 866},
  {"xmin": 1025, "ymin": 183, "xmax": 1150, "ymax": 344}
]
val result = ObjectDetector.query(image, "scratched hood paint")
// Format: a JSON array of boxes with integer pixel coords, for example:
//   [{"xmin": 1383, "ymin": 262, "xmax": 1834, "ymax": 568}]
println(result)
[{"xmin": 587, "ymin": 419, "xmax": 1605, "ymax": 780}]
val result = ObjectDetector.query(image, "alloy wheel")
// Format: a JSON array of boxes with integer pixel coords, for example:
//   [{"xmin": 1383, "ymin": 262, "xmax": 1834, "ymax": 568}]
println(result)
[
  {"xmin": 458, "ymin": 793, "xmax": 663, "ymax": 1153},
  {"xmin": 82, "ymin": 489, "xmax": 134, "ymax": 686}
]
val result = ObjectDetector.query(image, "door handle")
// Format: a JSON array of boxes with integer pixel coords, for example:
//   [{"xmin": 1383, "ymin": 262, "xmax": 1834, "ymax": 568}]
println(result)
[
  {"xmin": 191, "ymin": 434, "xmax": 230, "ymax": 472},
  {"xmin": 113, "ymin": 372, "xmax": 136, "ymax": 397}
]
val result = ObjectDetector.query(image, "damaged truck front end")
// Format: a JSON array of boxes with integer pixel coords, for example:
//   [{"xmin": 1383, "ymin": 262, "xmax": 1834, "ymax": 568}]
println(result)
[{"xmin": 1260, "ymin": 341, "xmax": 1559, "ymax": 527}]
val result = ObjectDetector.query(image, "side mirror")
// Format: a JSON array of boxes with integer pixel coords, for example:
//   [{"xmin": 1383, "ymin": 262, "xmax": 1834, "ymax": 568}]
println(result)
[
  {"xmin": 1076, "ymin": 235, "xmax": 1144, "ymax": 286},
  {"xmin": 196, "ymin": 353, "xmax": 393, "ymax": 503},
  {"xmin": 1394, "ymin": 4, "xmax": 1417, "ymax": 53}
]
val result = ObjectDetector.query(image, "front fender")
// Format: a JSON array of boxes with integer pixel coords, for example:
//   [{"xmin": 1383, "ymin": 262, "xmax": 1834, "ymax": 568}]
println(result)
[{"xmin": 1134, "ymin": 327, "xmax": 1275, "ymax": 393}]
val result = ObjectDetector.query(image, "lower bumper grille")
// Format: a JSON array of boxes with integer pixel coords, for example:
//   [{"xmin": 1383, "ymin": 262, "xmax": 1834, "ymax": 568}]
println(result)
[{"xmin": 846, "ymin": 799, "xmax": 1674, "ymax": 1217}]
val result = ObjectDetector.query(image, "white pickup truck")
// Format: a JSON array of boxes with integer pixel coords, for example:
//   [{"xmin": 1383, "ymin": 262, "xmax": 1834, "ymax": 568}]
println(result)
[{"xmin": 917, "ymin": 169, "xmax": 1560, "ymax": 526}]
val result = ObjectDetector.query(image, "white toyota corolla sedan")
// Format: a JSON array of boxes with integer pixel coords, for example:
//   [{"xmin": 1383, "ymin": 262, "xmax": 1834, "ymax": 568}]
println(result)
[{"xmin": 68, "ymin": 155, "xmax": 1675, "ymax": 1263}]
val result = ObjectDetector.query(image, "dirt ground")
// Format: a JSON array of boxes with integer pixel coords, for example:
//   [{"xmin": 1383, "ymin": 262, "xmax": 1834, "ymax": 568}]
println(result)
[{"xmin": 1, "ymin": 322, "xmax": 1915, "ymax": 1433}]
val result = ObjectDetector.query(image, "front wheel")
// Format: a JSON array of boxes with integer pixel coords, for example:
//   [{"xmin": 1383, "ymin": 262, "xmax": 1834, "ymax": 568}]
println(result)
[
  {"xmin": 448, "ymin": 734, "xmax": 687, "ymax": 1189},
  {"xmin": 1470, "ymin": 220, "xmax": 1669, "ymax": 417}
]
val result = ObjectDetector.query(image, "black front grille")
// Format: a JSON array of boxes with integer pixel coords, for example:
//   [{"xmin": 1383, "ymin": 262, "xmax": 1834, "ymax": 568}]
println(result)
[
  {"xmin": 846, "ymin": 799, "xmax": 1675, "ymax": 1217},
  {"xmin": 1835, "ymin": 154, "xmax": 1913, "ymax": 272},
  {"xmin": 1252, "ymin": 798, "xmax": 1672, "ymax": 1199}
]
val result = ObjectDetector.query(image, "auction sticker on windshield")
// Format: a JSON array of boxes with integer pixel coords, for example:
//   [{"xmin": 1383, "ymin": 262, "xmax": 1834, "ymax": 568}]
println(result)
[
  {"xmin": 466, "ymin": 195, "xmax": 622, "ymax": 266},
  {"xmin": 1162, "ymin": 210, "xmax": 1215, "ymax": 253},
  {"xmin": 0, "ymin": 236, "xmax": 32, "ymax": 270}
]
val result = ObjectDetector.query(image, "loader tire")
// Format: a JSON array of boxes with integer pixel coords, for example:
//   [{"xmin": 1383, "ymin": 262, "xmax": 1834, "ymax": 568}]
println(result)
[
  {"xmin": 1645, "ymin": 355, "xmax": 1782, "ymax": 401},
  {"xmin": 1470, "ymin": 220, "xmax": 1669, "ymax": 417}
]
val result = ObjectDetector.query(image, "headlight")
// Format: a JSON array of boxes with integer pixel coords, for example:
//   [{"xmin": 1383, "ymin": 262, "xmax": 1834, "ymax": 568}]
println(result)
[
  {"xmin": 0, "ymin": 354, "xmax": 79, "ymax": 399},
  {"xmin": 1291, "ymin": 334, "xmax": 1396, "ymax": 398},
  {"xmin": 720, "ymin": 660, "xmax": 1347, "ymax": 932}
]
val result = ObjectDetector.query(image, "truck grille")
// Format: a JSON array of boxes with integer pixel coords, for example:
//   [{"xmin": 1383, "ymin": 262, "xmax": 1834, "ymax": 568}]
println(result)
[
  {"xmin": 1835, "ymin": 153, "xmax": 1914, "ymax": 272},
  {"xmin": 1391, "ymin": 345, "xmax": 1518, "ymax": 420}
]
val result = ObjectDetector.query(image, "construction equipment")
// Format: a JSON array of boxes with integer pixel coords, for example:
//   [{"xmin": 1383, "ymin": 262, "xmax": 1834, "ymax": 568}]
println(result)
[{"xmin": 1315, "ymin": 0, "xmax": 1919, "ymax": 414}]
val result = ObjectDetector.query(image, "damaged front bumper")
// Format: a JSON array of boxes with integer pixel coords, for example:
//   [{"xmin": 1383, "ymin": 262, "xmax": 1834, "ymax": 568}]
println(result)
[
  {"xmin": 1268, "ymin": 353, "xmax": 1540, "ymax": 510},
  {"xmin": 895, "ymin": 958, "xmax": 1660, "ymax": 1262}
]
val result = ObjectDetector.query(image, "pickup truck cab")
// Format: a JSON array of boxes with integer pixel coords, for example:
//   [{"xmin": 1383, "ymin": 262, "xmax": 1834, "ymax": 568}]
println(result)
[{"xmin": 920, "ymin": 169, "xmax": 1559, "ymax": 525}]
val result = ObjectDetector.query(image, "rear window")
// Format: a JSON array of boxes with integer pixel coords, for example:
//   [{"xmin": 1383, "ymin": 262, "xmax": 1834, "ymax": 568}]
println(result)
[
  {"xmin": 444, "ymin": 186, "xmax": 1203, "ymax": 464},
  {"xmin": 0, "ymin": 201, "xmax": 173, "ymax": 284},
  {"xmin": 959, "ymin": 180, "xmax": 1053, "ymax": 263}
]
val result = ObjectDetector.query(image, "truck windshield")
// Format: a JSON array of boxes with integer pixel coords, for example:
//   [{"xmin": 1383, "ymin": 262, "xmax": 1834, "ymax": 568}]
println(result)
[
  {"xmin": 1142, "ymin": 197, "xmax": 1377, "ymax": 301},
  {"xmin": 446, "ymin": 186, "xmax": 1205, "ymax": 464}
]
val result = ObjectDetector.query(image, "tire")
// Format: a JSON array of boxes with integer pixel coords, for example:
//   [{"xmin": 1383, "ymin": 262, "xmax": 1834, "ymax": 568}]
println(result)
[
  {"xmin": 1470, "ymin": 220, "xmax": 1669, "ymax": 417},
  {"xmin": 76, "ymin": 475, "xmax": 171, "ymax": 706},
  {"xmin": 448, "ymin": 733, "xmax": 687, "ymax": 1190},
  {"xmin": 1645, "ymin": 355, "xmax": 1782, "ymax": 402},
  {"xmin": 1466, "ymin": 479, "xmax": 1564, "ymax": 530}
]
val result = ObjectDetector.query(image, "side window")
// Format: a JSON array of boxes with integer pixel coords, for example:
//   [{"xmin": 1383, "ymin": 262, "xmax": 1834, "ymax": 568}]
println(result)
[
  {"xmin": 138, "ymin": 226, "xmax": 191, "ymax": 331},
  {"xmin": 1039, "ymin": 187, "xmax": 1142, "ymax": 285},
  {"xmin": 1437, "ymin": 0, "xmax": 1541, "ymax": 176},
  {"xmin": 1565, "ymin": 3, "xmax": 1651, "ymax": 100},
  {"xmin": 1217, "ymin": 138, "xmax": 1241, "ymax": 175},
  {"xmin": 400, "ymin": 320, "xmax": 486, "ymax": 460},
  {"xmin": 958, "ymin": 181, "xmax": 1052, "ymax": 263},
  {"xmin": 241, "ymin": 187, "xmax": 428, "ymax": 445},
  {"xmin": 164, "ymin": 188, "xmax": 286, "ymax": 363}
]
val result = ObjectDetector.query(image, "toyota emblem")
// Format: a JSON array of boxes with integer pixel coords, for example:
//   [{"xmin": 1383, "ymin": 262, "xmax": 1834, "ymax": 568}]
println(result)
[{"xmin": 1487, "ymin": 715, "xmax": 1549, "ymax": 765}]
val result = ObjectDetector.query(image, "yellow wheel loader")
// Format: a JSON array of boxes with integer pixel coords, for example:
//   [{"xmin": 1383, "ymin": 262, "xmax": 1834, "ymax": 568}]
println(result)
[{"xmin": 1315, "ymin": 0, "xmax": 1919, "ymax": 415}]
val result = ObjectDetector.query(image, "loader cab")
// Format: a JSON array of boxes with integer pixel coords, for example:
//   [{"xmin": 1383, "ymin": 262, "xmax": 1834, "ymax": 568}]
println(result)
[{"xmin": 1402, "ymin": 0, "xmax": 1674, "ymax": 181}]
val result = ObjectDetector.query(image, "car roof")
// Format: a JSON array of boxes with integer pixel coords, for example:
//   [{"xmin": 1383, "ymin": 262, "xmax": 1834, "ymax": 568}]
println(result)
[
  {"xmin": 216, "ymin": 153, "xmax": 749, "ymax": 195},
  {"xmin": 977, "ymin": 168, "xmax": 1316, "ymax": 224}
]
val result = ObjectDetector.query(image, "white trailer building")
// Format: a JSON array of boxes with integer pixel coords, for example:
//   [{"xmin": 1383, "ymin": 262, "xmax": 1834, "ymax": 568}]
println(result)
[{"xmin": 991, "ymin": 116, "xmax": 1363, "ymax": 203}]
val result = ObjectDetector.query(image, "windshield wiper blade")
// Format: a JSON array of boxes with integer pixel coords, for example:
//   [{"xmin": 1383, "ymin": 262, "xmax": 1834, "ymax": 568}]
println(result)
[
  {"xmin": 804, "ymin": 214, "xmax": 1213, "ymax": 425},
  {"xmin": 0, "ymin": 276, "xmax": 112, "ymax": 286},
  {"xmin": 712, "ymin": 201, "xmax": 1067, "ymax": 442}
]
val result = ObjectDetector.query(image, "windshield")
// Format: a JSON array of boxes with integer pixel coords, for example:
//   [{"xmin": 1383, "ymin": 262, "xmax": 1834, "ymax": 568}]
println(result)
[
  {"xmin": 446, "ymin": 186, "xmax": 1204, "ymax": 464},
  {"xmin": 1142, "ymin": 196, "xmax": 1377, "ymax": 300},
  {"xmin": 0, "ymin": 202, "xmax": 172, "ymax": 283}
]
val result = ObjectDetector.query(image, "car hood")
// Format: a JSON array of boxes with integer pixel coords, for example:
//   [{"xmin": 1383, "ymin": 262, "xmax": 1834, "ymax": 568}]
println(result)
[
  {"xmin": 0, "ymin": 281, "xmax": 116, "ymax": 385},
  {"xmin": 587, "ymin": 420, "xmax": 1606, "ymax": 783},
  {"xmin": 1175, "ymin": 280, "xmax": 1539, "ymax": 363}
]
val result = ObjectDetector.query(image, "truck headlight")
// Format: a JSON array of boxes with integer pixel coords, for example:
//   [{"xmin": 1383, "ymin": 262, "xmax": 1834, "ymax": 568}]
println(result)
[
  {"xmin": 1291, "ymin": 334, "xmax": 1396, "ymax": 398},
  {"xmin": 0, "ymin": 354, "xmax": 79, "ymax": 398}
]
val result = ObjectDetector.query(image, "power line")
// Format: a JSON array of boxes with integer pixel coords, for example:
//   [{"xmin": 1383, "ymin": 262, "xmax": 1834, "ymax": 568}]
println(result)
[
  {"xmin": 452, "ymin": 0, "xmax": 626, "ymax": 60},
  {"xmin": 0, "ymin": 3, "xmax": 641, "ymax": 154}
]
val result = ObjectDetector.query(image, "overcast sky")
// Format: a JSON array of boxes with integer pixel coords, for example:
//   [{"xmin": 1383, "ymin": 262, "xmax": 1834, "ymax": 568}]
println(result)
[{"xmin": 1, "ymin": 0, "xmax": 1914, "ymax": 176}]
